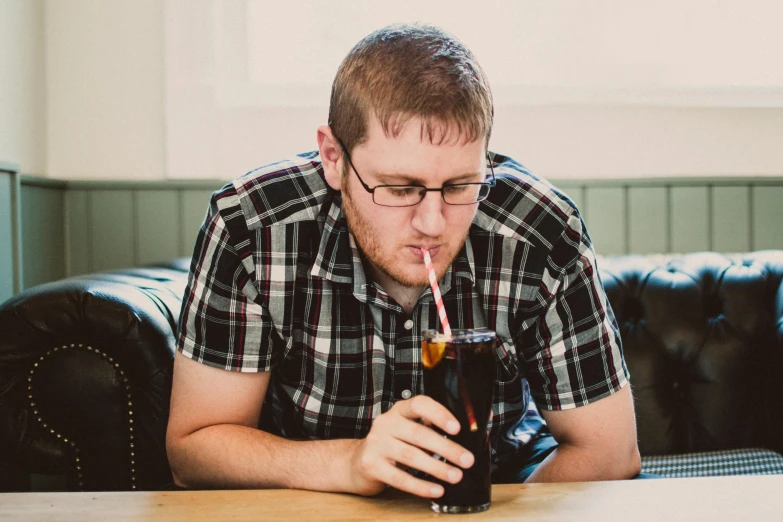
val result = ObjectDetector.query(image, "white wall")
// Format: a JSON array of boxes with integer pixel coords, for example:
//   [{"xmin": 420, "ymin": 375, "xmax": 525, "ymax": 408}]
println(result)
[
  {"xmin": 166, "ymin": 0, "xmax": 783, "ymax": 181},
  {"xmin": 0, "ymin": 0, "xmax": 46, "ymax": 175},
  {"xmin": 492, "ymin": 106, "xmax": 783, "ymax": 178},
  {"xmin": 46, "ymin": 0, "xmax": 165, "ymax": 179},
  {"xmin": 3, "ymin": 1, "xmax": 782, "ymax": 180}
]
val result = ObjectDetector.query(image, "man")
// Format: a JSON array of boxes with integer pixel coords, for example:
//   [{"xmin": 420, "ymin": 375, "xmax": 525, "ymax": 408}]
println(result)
[{"xmin": 166, "ymin": 23, "xmax": 641, "ymax": 497}]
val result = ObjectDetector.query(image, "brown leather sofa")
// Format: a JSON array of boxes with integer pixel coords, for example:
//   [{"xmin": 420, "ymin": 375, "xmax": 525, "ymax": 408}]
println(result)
[{"xmin": 1, "ymin": 252, "xmax": 782, "ymax": 491}]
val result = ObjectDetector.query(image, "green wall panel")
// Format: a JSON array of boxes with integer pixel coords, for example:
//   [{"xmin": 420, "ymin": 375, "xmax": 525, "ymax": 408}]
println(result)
[
  {"xmin": 752, "ymin": 185, "xmax": 783, "ymax": 250},
  {"xmin": 556, "ymin": 183, "xmax": 586, "ymax": 216},
  {"xmin": 181, "ymin": 189, "xmax": 214, "ymax": 258},
  {"xmin": 67, "ymin": 190, "xmax": 91, "ymax": 275},
  {"xmin": 629, "ymin": 187, "xmax": 668, "ymax": 254},
  {"xmin": 21, "ymin": 185, "xmax": 65, "ymax": 289},
  {"xmin": 712, "ymin": 186, "xmax": 751, "ymax": 253},
  {"xmin": 585, "ymin": 187, "xmax": 626, "ymax": 255},
  {"xmin": 570, "ymin": 186, "xmax": 586, "ymax": 218},
  {"xmin": 137, "ymin": 191, "xmax": 181, "ymax": 265},
  {"xmin": 671, "ymin": 186, "xmax": 710, "ymax": 253},
  {"xmin": 0, "ymin": 172, "xmax": 14, "ymax": 302},
  {"xmin": 90, "ymin": 190, "xmax": 134, "ymax": 271},
  {"xmin": 10, "ymin": 177, "xmax": 782, "ymax": 297}
]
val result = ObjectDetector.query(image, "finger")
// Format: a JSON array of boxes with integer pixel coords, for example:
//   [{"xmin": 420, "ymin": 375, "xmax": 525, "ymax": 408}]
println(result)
[
  {"xmin": 386, "ymin": 438, "xmax": 463, "ymax": 485},
  {"xmin": 397, "ymin": 395, "xmax": 460, "ymax": 436},
  {"xmin": 391, "ymin": 417, "xmax": 475, "ymax": 470},
  {"xmin": 373, "ymin": 460, "xmax": 445, "ymax": 499}
]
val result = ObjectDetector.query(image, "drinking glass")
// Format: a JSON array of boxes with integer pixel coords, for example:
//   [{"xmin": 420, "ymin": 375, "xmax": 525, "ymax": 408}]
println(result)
[{"xmin": 422, "ymin": 328, "xmax": 496, "ymax": 514}]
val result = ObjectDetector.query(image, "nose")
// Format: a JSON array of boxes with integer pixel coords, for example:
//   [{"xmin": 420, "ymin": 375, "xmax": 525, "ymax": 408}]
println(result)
[{"xmin": 410, "ymin": 191, "xmax": 446, "ymax": 237}]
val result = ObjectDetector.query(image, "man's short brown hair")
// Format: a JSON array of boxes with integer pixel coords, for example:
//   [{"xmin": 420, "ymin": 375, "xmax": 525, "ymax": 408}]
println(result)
[{"xmin": 328, "ymin": 24, "xmax": 494, "ymax": 154}]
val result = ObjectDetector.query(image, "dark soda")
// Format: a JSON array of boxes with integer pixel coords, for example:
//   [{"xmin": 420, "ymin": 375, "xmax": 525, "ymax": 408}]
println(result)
[{"xmin": 422, "ymin": 329, "xmax": 495, "ymax": 513}]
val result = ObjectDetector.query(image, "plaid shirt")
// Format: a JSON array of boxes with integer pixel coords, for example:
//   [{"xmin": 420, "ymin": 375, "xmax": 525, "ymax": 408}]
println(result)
[{"xmin": 176, "ymin": 151, "xmax": 629, "ymax": 462}]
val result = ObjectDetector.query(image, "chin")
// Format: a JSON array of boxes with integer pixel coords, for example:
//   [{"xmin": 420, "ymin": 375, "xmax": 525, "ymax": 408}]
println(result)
[
  {"xmin": 383, "ymin": 261, "xmax": 446, "ymax": 289},
  {"xmin": 385, "ymin": 269, "xmax": 429, "ymax": 289}
]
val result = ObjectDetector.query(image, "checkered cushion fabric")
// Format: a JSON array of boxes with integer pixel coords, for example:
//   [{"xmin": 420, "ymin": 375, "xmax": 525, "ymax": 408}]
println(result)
[{"xmin": 641, "ymin": 448, "xmax": 783, "ymax": 477}]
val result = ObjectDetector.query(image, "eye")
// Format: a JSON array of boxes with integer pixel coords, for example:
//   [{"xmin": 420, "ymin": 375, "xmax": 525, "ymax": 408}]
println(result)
[
  {"xmin": 387, "ymin": 186, "xmax": 419, "ymax": 197},
  {"xmin": 444, "ymin": 184, "xmax": 470, "ymax": 194}
]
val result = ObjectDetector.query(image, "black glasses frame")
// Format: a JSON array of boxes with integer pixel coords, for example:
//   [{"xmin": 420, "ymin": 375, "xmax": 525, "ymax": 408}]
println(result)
[{"xmin": 334, "ymin": 137, "xmax": 496, "ymax": 207}]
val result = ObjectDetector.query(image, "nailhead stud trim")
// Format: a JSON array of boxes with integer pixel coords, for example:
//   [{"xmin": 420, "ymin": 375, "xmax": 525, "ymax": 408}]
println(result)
[{"xmin": 28, "ymin": 344, "xmax": 137, "ymax": 491}]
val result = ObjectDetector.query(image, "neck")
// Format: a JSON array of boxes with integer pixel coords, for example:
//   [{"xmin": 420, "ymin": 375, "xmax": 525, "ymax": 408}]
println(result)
[{"xmin": 365, "ymin": 263, "xmax": 426, "ymax": 315}]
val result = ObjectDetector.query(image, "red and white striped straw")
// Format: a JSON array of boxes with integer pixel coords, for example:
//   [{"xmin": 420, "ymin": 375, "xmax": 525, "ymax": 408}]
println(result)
[{"xmin": 422, "ymin": 249, "xmax": 452, "ymax": 338}]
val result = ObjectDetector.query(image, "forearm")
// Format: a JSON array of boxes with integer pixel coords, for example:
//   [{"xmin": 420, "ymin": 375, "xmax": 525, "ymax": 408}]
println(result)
[
  {"xmin": 524, "ymin": 441, "xmax": 641, "ymax": 483},
  {"xmin": 168, "ymin": 424, "xmax": 360, "ymax": 492}
]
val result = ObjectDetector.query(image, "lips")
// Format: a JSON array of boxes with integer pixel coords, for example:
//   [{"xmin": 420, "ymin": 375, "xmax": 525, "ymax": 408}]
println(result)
[{"xmin": 411, "ymin": 245, "xmax": 441, "ymax": 258}]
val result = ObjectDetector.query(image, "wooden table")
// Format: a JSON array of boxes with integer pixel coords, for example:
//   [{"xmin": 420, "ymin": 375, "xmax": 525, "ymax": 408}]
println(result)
[{"xmin": 2, "ymin": 475, "xmax": 782, "ymax": 521}]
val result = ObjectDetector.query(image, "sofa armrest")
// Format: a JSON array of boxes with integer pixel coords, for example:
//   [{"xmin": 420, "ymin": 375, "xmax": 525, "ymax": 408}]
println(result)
[{"xmin": 0, "ymin": 263, "xmax": 188, "ymax": 491}]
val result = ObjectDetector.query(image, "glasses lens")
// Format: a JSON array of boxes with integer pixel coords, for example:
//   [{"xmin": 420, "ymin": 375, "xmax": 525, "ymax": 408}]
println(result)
[
  {"xmin": 374, "ymin": 186, "xmax": 426, "ymax": 207},
  {"xmin": 443, "ymin": 184, "xmax": 488, "ymax": 205},
  {"xmin": 373, "ymin": 183, "xmax": 490, "ymax": 206}
]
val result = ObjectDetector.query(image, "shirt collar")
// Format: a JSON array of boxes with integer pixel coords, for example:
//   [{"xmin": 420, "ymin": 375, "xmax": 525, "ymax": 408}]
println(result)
[{"xmin": 309, "ymin": 194, "xmax": 354, "ymax": 284}]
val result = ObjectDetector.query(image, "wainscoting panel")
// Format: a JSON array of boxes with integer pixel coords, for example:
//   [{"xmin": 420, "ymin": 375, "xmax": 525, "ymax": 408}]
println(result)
[
  {"xmin": 752, "ymin": 186, "xmax": 783, "ymax": 250},
  {"xmin": 136, "ymin": 191, "xmax": 181, "ymax": 265},
  {"xmin": 558, "ymin": 185, "xmax": 585, "ymax": 217},
  {"xmin": 180, "ymin": 189, "xmax": 214, "ymax": 258},
  {"xmin": 555, "ymin": 180, "xmax": 782, "ymax": 256},
  {"xmin": 90, "ymin": 190, "xmax": 135, "ymax": 272},
  {"xmin": 8, "ymin": 175, "xmax": 783, "ymax": 297},
  {"xmin": 67, "ymin": 190, "xmax": 91, "ymax": 276},
  {"xmin": 61, "ymin": 186, "xmax": 216, "ymax": 276},
  {"xmin": 629, "ymin": 187, "xmax": 668, "ymax": 254},
  {"xmin": 712, "ymin": 186, "xmax": 751, "ymax": 253},
  {"xmin": 21, "ymin": 185, "xmax": 66, "ymax": 289},
  {"xmin": 670, "ymin": 186, "xmax": 710, "ymax": 253},
  {"xmin": 584, "ymin": 187, "xmax": 627, "ymax": 255},
  {"xmin": 0, "ymin": 169, "xmax": 16, "ymax": 302}
]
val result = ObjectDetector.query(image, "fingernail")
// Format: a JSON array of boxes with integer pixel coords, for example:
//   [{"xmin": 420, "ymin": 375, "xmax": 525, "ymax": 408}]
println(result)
[
  {"xmin": 431, "ymin": 486, "xmax": 443, "ymax": 497},
  {"xmin": 446, "ymin": 421, "xmax": 459, "ymax": 433},
  {"xmin": 448, "ymin": 469, "xmax": 461, "ymax": 483},
  {"xmin": 460, "ymin": 453, "xmax": 473, "ymax": 467}
]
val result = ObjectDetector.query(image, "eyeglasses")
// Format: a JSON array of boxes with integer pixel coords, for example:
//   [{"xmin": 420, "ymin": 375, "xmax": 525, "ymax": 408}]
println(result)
[{"xmin": 334, "ymin": 137, "xmax": 496, "ymax": 207}]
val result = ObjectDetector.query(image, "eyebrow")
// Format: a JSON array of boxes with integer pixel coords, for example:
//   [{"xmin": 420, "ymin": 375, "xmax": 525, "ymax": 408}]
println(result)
[{"xmin": 373, "ymin": 171, "xmax": 483, "ymax": 185}]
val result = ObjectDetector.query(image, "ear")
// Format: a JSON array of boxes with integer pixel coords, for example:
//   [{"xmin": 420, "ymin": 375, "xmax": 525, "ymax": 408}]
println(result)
[{"xmin": 317, "ymin": 125, "xmax": 342, "ymax": 191}]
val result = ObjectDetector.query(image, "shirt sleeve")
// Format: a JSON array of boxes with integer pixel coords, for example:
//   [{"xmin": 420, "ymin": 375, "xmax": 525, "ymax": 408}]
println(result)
[
  {"xmin": 517, "ymin": 209, "xmax": 629, "ymax": 410},
  {"xmin": 175, "ymin": 190, "xmax": 278, "ymax": 372}
]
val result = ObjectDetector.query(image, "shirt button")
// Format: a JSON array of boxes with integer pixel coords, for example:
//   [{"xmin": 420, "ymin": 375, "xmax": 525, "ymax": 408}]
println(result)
[
  {"xmin": 403, "ymin": 319, "xmax": 414, "ymax": 330},
  {"xmin": 401, "ymin": 389, "xmax": 412, "ymax": 399}
]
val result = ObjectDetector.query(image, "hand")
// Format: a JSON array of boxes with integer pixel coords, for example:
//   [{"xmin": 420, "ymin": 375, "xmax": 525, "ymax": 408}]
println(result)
[{"xmin": 347, "ymin": 395, "xmax": 475, "ymax": 497}]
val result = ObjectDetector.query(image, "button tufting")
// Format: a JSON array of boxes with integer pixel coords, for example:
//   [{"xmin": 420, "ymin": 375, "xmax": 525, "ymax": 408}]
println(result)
[
  {"xmin": 625, "ymin": 299, "xmax": 645, "ymax": 323},
  {"xmin": 704, "ymin": 294, "xmax": 723, "ymax": 319}
]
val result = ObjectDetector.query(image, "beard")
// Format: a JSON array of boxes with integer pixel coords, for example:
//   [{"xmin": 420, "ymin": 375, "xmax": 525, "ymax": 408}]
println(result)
[{"xmin": 341, "ymin": 183, "xmax": 468, "ymax": 289}]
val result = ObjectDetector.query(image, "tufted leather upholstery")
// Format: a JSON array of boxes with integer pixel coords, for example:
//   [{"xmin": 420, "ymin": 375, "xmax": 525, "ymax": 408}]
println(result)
[
  {"xmin": 600, "ymin": 252, "xmax": 783, "ymax": 456},
  {"xmin": 0, "ymin": 260, "xmax": 190, "ymax": 491},
  {"xmin": 0, "ymin": 252, "xmax": 781, "ymax": 491}
]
